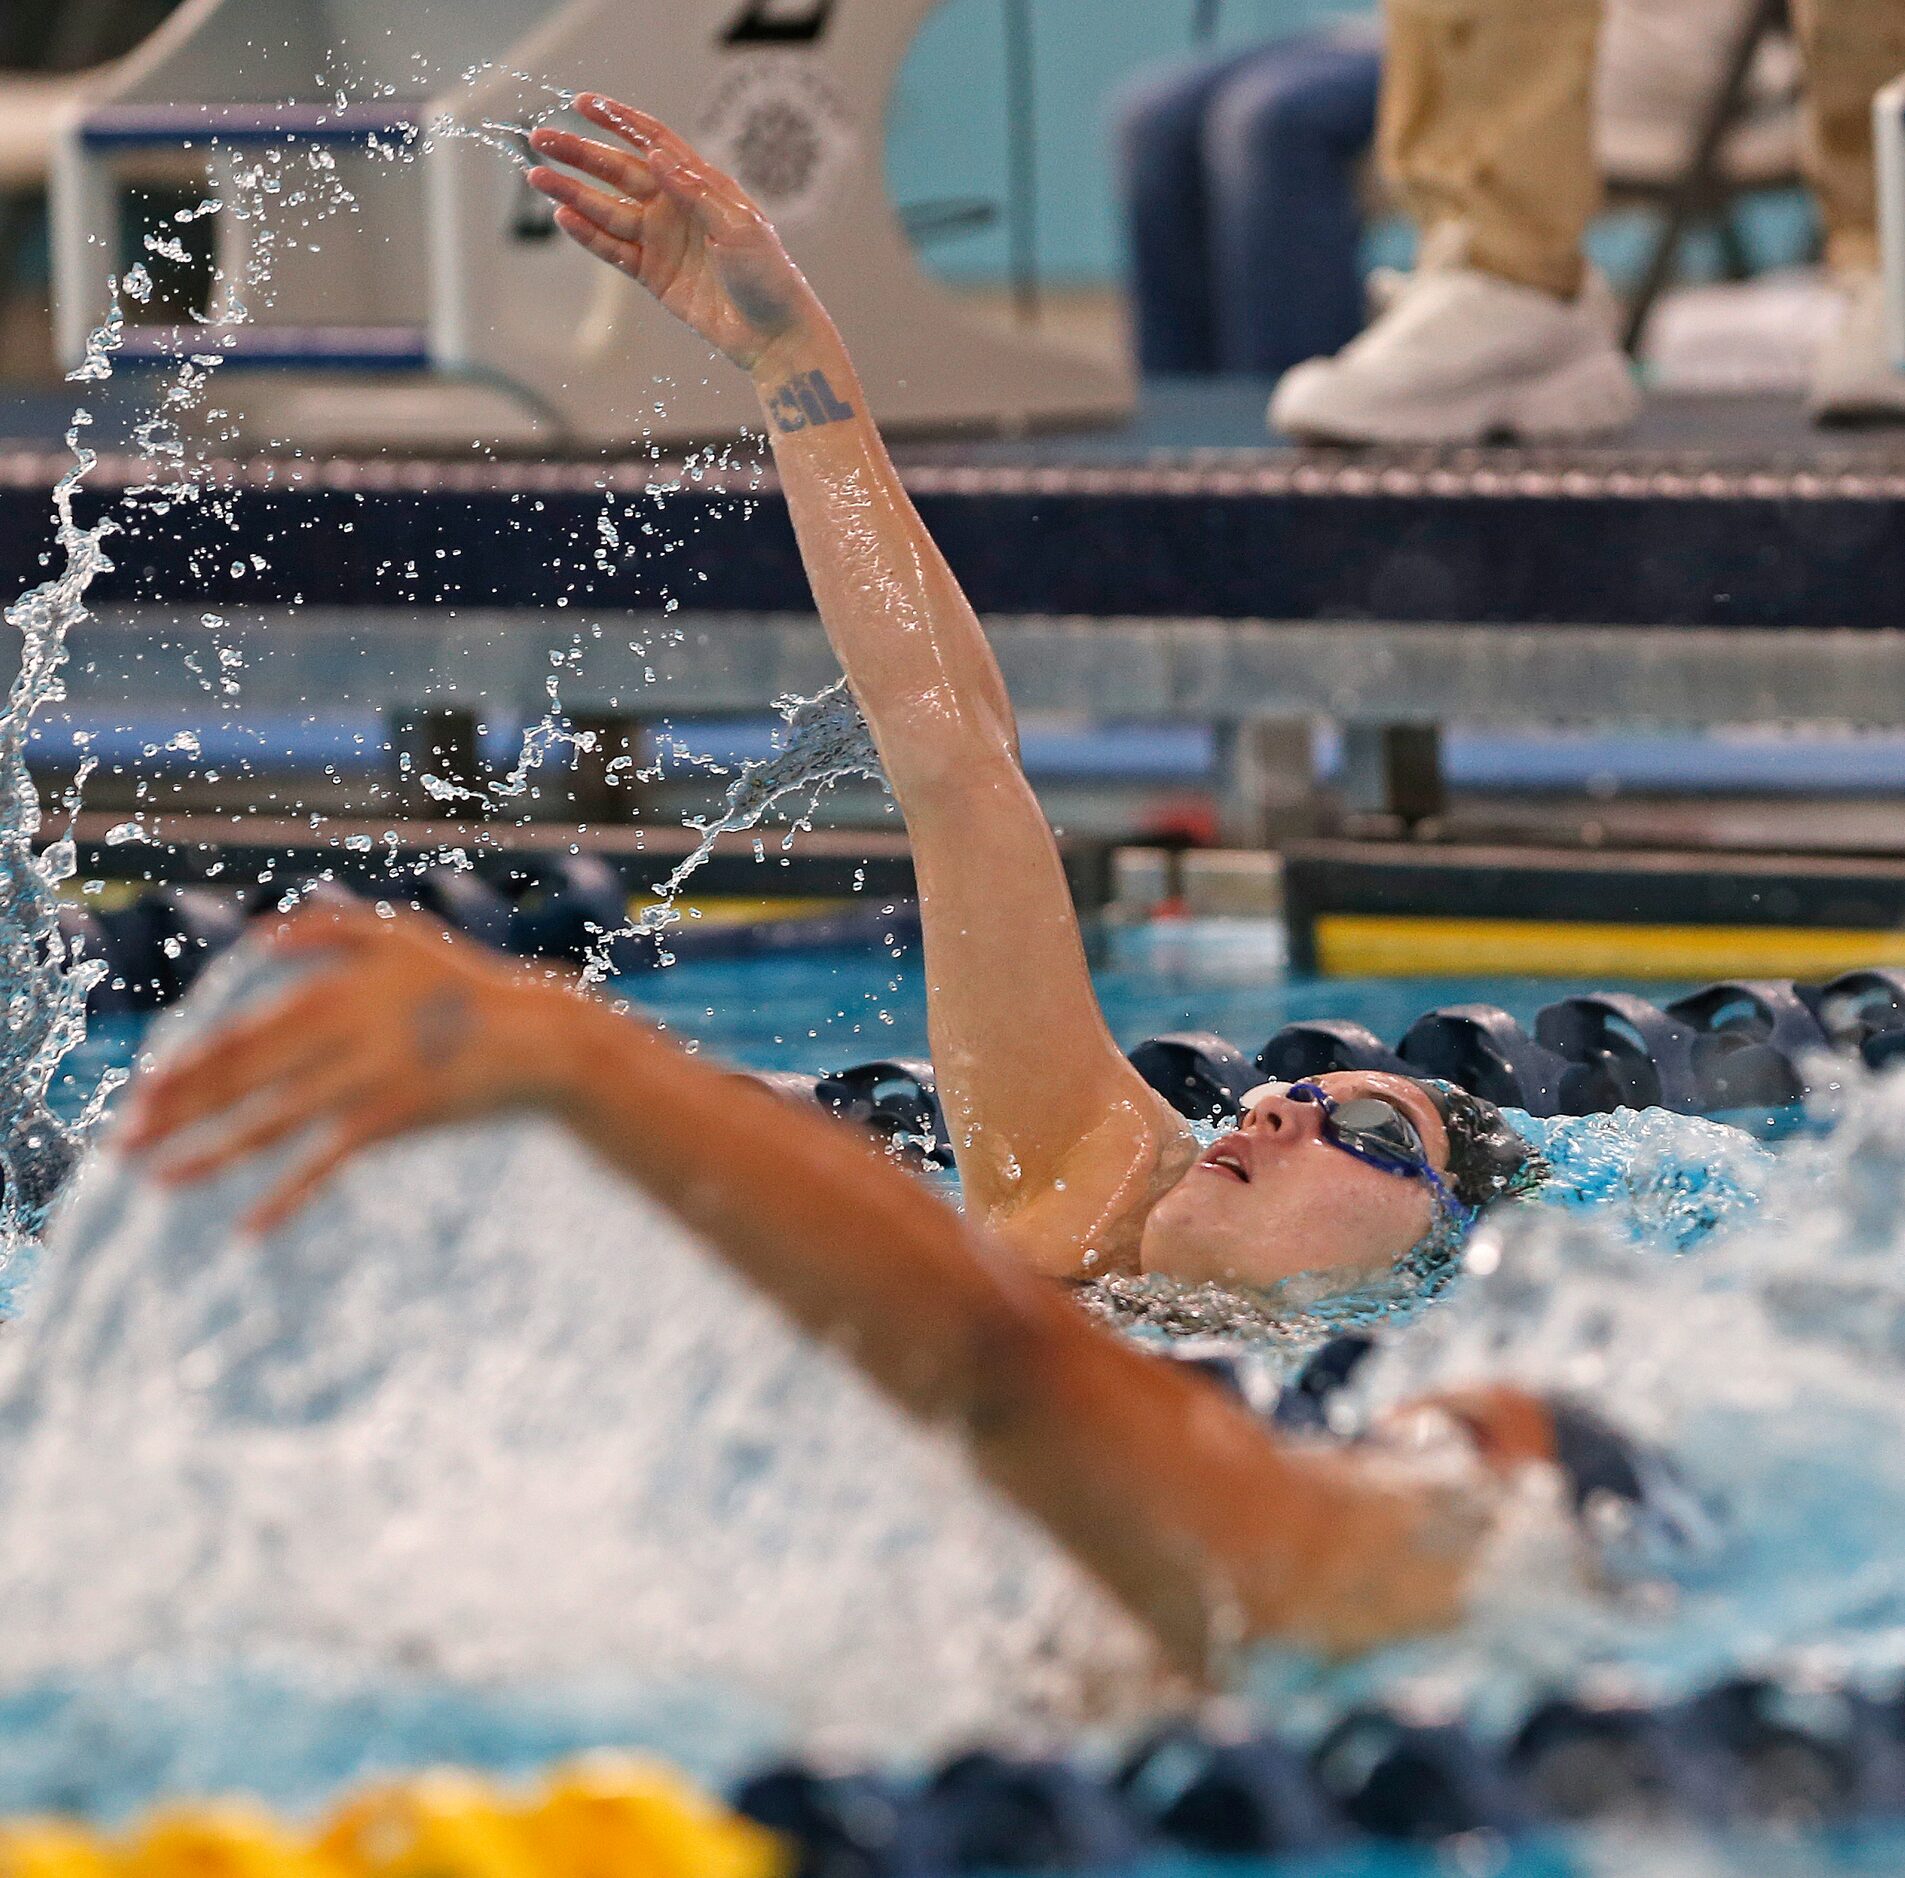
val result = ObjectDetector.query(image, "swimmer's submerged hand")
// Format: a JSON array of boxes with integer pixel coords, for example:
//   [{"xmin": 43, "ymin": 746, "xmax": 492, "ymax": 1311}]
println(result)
[
  {"xmin": 526, "ymin": 97, "xmax": 830, "ymax": 375},
  {"xmin": 120, "ymin": 904, "xmax": 586, "ymax": 1235}
]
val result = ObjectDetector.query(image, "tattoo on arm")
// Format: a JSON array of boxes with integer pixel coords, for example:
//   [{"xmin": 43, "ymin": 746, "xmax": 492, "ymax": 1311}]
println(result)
[{"xmin": 766, "ymin": 369, "xmax": 857, "ymax": 434}]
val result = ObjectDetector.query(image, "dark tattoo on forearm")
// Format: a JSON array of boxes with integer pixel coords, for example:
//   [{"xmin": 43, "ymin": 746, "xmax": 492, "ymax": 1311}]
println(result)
[
  {"xmin": 410, "ymin": 988, "xmax": 473, "ymax": 1068},
  {"xmin": 766, "ymin": 369, "xmax": 856, "ymax": 434}
]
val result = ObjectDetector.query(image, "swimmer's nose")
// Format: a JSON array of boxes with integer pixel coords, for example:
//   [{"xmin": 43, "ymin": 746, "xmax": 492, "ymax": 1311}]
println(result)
[{"xmin": 1237, "ymin": 1082, "xmax": 1325, "ymax": 1140}]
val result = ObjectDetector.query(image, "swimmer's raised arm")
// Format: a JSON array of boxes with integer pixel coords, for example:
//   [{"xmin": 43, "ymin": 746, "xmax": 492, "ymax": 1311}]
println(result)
[
  {"xmin": 122, "ymin": 907, "xmax": 1487, "ymax": 1675},
  {"xmin": 525, "ymin": 102, "xmax": 1194, "ymax": 1276}
]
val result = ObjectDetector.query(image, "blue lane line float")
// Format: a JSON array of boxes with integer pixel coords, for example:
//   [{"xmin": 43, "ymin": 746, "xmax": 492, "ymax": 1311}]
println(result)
[{"xmin": 728, "ymin": 1671, "xmax": 1905, "ymax": 1874}]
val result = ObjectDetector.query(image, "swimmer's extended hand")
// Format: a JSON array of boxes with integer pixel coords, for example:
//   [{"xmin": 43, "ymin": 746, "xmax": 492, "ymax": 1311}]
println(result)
[
  {"xmin": 526, "ymin": 97, "xmax": 830, "ymax": 375},
  {"xmin": 120, "ymin": 903, "xmax": 585, "ymax": 1235}
]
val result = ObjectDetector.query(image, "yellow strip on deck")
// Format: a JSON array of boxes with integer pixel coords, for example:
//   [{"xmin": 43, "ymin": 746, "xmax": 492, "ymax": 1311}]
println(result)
[
  {"xmin": 1316, "ymin": 914, "xmax": 1905, "ymax": 981},
  {"xmin": 648, "ymin": 896, "xmax": 856, "ymax": 928}
]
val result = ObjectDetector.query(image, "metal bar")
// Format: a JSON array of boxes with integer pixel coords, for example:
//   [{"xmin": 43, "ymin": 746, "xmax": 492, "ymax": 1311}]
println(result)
[
  {"xmin": 66, "ymin": 608, "xmax": 1905, "ymax": 730},
  {"xmin": 1001, "ymin": 0, "xmax": 1040, "ymax": 327},
  {"xmin": 113, "ymin": 325, "xmax": 433, "ymax": 370},
  {"xmin": 77, "ymin": 103, "xmax": 419, "ymax": 147}
]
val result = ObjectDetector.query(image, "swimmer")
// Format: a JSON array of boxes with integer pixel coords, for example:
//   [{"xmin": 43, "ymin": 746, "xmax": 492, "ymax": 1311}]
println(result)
[
  {"xmin": 516, "ymin": 100, "xmax": 1540, "ymax": 1299},
  {"xmin": 122, "ymin": 903, "xmax": 1666, "ymax": 1673}
]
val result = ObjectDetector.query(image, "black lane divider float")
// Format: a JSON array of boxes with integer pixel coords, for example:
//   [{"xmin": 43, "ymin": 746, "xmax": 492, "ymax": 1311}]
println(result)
[
  {"xmin": 731, "ymin": 1671, "xmax": 1905, "ymax": 1874},
  {"xmin": 780, "ymin": 974, "xmax": 1905, "ymax": 1169}
]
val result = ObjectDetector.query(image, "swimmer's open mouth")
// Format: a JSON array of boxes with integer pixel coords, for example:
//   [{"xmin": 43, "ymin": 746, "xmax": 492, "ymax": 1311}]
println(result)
[{"xmin": 1199, "ymin": 1142, "xmax": 1250, "ymax": 1184}]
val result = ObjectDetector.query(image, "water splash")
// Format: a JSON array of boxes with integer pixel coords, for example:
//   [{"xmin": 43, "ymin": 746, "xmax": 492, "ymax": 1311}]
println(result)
[
  {"xmin": 1244, "ymin": 1064, "xmax": 1905, "ymax": 1736},
  {"xmin": 0, "ymin": 948, "xmax": 1160, "ymax": 1816},
  {"xmin": 584, "ymin": 681, "xmax": 885, "ymax": 979},
  {"xmin": 1512, "ymin": 1105, "xmax": 1779, "ymax": 1253},
  {"xmin": 0, "ymin": 301, "xmax": 131, "ymax": 1260}
]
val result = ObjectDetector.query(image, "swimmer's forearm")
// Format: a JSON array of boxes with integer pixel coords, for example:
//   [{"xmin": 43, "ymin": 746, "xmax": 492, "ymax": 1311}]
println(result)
[
  {"xmin": 746, "ymin": 331, "xmax": 1021, "ymax": 785},
  {"xmin": 536, "ymin": 1000, "xmax": 1475, "ymax": 1671},
  {"xmin": 540, "ymin": 993, "xmax": 1063, "ymax": 1426}
]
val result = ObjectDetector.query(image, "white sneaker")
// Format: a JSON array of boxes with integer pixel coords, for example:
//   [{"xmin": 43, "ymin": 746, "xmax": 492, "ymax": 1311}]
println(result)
[
  {"xmin": 1809, "ymin": 272, "xmax": 1905, "ymax": 425},
  {"xmin": 1269, "ymin": 264, "xmax": 1642, "ymax": 445}
]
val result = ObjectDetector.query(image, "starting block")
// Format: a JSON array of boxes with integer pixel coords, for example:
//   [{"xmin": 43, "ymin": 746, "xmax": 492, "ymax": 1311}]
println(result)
[{"xmin": 51, "ymin": 0, "xmax": 1132, "ymax": 449}]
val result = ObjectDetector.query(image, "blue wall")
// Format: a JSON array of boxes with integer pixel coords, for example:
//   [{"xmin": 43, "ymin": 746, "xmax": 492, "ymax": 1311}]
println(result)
[{"xmin": 884, "ymin": 0, "xmax": 1374, "ymax": 285}]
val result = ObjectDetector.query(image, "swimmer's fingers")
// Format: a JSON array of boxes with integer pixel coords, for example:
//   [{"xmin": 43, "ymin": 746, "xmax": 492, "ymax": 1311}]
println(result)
[
  {"xmin": 1410, "ymin": 1387, "xmax": 1558, "ymax": 1474},
  {"xmin": 570, "ymin": 97, "xmax": 767, "ymax": 244},
  {"xmin": 152, "ymin": 1059, "xmax": 379, "ymax": 1186},
  {"xmin": 121, "ymin": 982, "xmax": 341, "ymax": 1151},
  {"xmin": 550, "ymin": 205, "xmax": 642, "ymax": 279},
  {"xmin": 263, "ymin": 902, "xmax": 463, "ymax": 964},
  {"xmin": 573, "ymin": 96, "xmax": 698, "ymax": 176},
  {"xmin": 255, "ymin": 897, "xmax": 394, "ymax": 957},
  {"xmin": 527, "ymin": 130, "xmax": 662, "ymax": 207},
  {"xmin": 526, "ymin": 164, "xmax": 648, "ymax": 245},
  {"xmin": 242, "ymin": 1105, "xmax": 415, "ymax": 1238}
]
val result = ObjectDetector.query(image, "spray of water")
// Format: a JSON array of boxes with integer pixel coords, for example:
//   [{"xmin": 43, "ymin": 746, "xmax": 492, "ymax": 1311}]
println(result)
[
  {"xmin": 1227, "ymin": 1065, "xmax": 1905, "ymax": 1739},
  {"xmin": 584, "ymin": 680, "xmax": 886, "ymax": 979},
  {"xmin": 0, "ymin": 949, "xmax": 1161, "ymax": 1817},
  {"xmin": 0, "ymin": 296, "xmax": 144, "ymax": 1261}
]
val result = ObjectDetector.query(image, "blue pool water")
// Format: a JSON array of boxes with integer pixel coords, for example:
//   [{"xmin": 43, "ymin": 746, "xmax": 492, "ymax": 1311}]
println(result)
[
  {"xmin": 5, "ymin": 925, "xmax": 1903, "ymax": 1878},
  {"xmin": 607, "ymin": 926, "xmax": 1689, "ymax": 1082}
]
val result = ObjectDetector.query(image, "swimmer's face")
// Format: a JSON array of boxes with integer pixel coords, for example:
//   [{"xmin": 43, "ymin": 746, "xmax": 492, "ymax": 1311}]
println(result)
[{"xmin": 1138, "ymin": 1072, "xmax": 1453, "ymax": 1291}]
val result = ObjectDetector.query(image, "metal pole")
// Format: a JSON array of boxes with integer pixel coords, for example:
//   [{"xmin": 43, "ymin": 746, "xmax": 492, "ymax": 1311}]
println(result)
[
  {"xmin": 1002, "ymin": 0, "xmax": 1040, "ymax": 327},
  {"xmin": 1194, "ymin": 0, "xmax": 1224, "ymax": 44}
]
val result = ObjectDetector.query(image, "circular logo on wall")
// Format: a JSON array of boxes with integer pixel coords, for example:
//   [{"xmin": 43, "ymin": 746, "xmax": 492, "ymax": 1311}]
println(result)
[{"xmin": 698, "ymin": 57, "xmax": 858, "ymax": 226}]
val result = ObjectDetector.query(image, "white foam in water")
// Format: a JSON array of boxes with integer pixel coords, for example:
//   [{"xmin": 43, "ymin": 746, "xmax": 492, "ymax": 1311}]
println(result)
[
  {"xmin": 0, "ymin": 948, "xmax": 1160, "ymax": 1792},
  {"xmin": 1251, "ymin": 1069, "xmax": 1905, "ymax": 1734}
]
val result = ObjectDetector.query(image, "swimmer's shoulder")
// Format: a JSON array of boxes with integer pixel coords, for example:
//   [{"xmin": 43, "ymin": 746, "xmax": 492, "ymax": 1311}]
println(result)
[{"xmin": 990, "ymin": 1093, "xmax": 1197, "ymax": 1279}]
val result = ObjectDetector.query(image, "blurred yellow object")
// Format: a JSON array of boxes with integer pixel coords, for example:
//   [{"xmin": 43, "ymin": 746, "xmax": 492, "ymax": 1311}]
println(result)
[
  {"xmin": 0, "ymin": 1761, "xmax": 783, "ymax": 1878},
  {"xmin": 523, "ymin": 1757, "xmax": 787, "ymax": 1878},
  {"xmin": 317, "ymin": 1774, "xmax": 537, "ymax": 1878},
  {"xmin": 121, "ymin": 1805, "xmax": 337, "ymax": 1878},
  {"xmin": 0, "ymin": 1820, "xmax": 116, "ymax": 1878}
]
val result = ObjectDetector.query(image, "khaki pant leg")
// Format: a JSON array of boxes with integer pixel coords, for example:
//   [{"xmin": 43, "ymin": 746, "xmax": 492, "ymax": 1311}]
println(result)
[
  {"xmin": 1379, "ymin": 0, "xmax": 1604, "ymax": 298},
  {"xmin": 1792, "ymin": 0, "xmax": 1905, "ymax": 274}
]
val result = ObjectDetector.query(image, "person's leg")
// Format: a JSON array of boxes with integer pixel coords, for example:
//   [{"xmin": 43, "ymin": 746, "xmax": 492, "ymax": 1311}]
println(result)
[
  {"xmin": 1113, "ymin": 49, "xmax": 1262, "ymax": 375},
  {"xmin": 1203, "ymin": 36, "xmax": 1384, "ymax": 377},
  {"xmin": 1379, "ymin": 0, "xmax": 1604, "ymax": 300},
  {"xmin": 1267, "ymin": 0, "xmax": 1637, "ymax": 443},
  {"xmin": 1791, "ymin": 0, "xmax": 1905, "ymax": 275},
  {"xmin": 1794, "ymin": 0, "xmax": 1905, "ymax": 419}
]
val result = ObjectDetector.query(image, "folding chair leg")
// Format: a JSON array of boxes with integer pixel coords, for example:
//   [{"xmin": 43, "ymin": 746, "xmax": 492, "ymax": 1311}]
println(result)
[{"xmin": 1622, "ymin": 0, "xmax": 1786, "ymax": 354}]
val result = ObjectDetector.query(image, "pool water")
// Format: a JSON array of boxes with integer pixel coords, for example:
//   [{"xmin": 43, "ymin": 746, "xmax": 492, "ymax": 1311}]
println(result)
[{"xmin": 575, "ymin": 924, "xmax": 1689, "ymax": 1082}]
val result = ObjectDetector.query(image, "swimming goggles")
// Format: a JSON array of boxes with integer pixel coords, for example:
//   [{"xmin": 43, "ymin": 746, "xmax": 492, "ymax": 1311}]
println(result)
[{"xmin": 1239, "ymin": 1079, "xmax": 1472, "ymax": 1223}]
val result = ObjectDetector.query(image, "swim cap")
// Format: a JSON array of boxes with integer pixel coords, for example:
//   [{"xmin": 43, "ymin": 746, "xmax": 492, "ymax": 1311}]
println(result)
[{"xmin": 1421, "ymin": 1080, "xmax": 1550, "ymax": 1214}]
